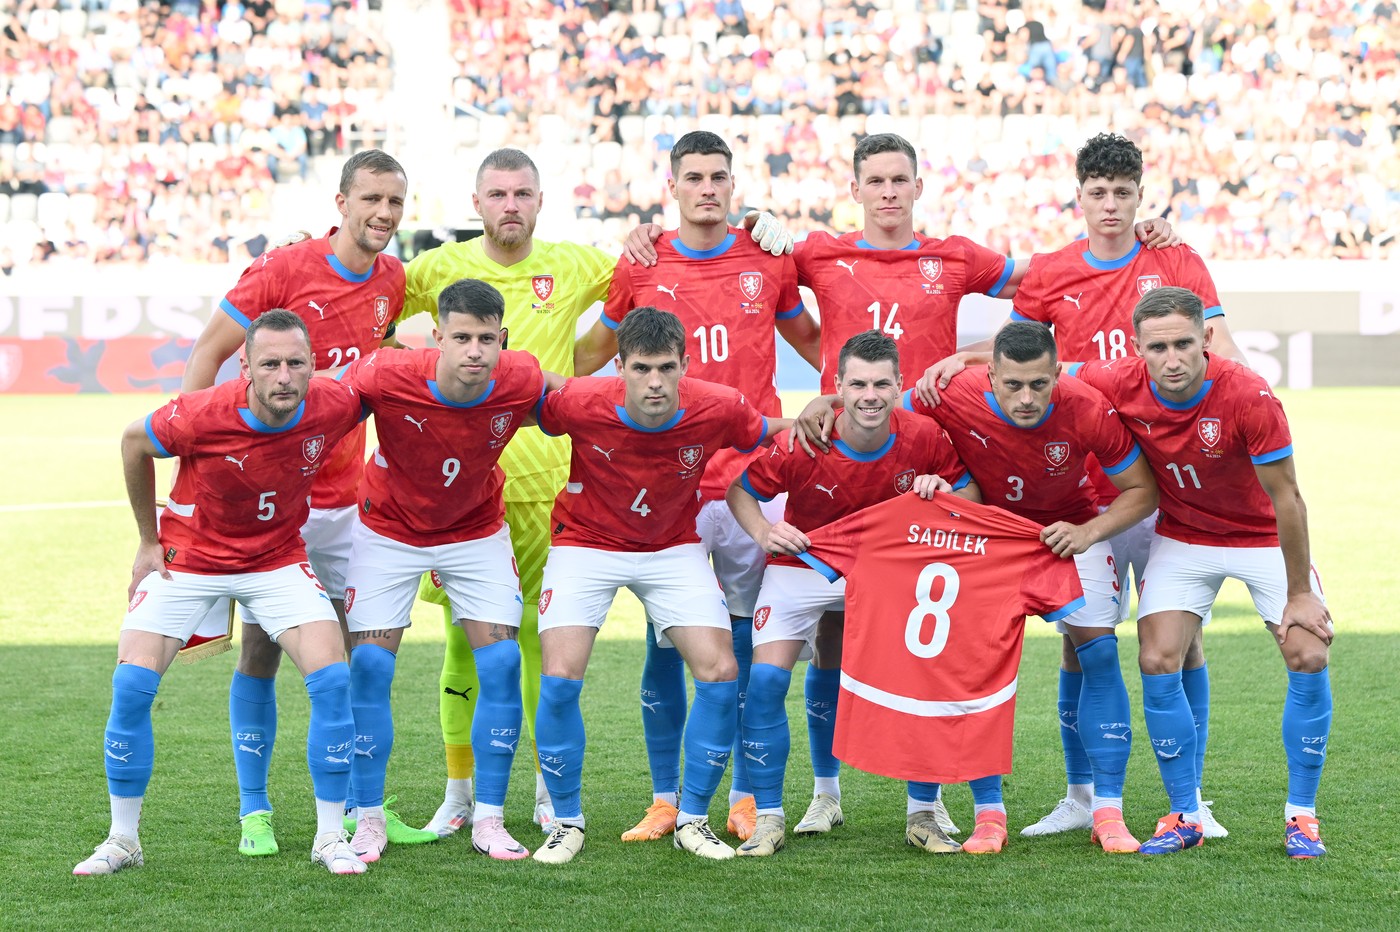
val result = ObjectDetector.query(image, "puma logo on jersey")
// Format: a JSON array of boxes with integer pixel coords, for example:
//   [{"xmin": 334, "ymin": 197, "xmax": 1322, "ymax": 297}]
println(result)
[
  {"xmin": 968, "ymin": 429, "xmax": 990, "ymax": 448},
  {"xmin": 592, "ymin": 444, "xmax": 615, "ymax": 461},
  {"xmin": 836, "ymin": 259, "xmax": 859, "ymax": 276},
  {"xmin": 656, "ymin": 283, "xmax": 679, "ymax": 300},
  {"xmin": 815, "ymin": 483, "xmax": 838, "ymax": 498},
  {"xmin": 403, "ymin": 414, "xmax": 427, "ymax": 431},
  {"xmin": 224, "ymin": 454, "xmax": 248, "ymax": 470},
  {"xmin": 167, "ymin": 405, "xmax": 180, "ymax": 420},
  {"xmin": 308, "ymin": 299, "xmax": 329, "ymax": 319},
  {"xmin": 1062, "ymin": 292, "xmax": 1083, "ymax": 310},
  {"xmin": 1132, "ymin": 418, "xmax": 1154, "ymax": 434}
]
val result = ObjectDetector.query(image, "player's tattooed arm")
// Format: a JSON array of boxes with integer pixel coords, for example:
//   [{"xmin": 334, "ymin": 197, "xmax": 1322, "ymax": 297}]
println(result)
[
  {"xmin": 788, "ymin": 394, "xmax": 839, "ymax": 456},
  {"xmin": 1254, "ymin": 456, "xmax": 1333, "ymax": 647},
  {"xmin": 121, "ymin": 417, "xmax": 172, "ymax": 598},
  {"xmin": 486, "ymin": 623, "xmax": 518, "ymax": 642}
]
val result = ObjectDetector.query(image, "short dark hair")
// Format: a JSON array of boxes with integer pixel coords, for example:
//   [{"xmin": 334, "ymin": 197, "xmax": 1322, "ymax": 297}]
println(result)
[
  {"xmin": 1132, "ymin": 286, "xmax": 1204, "ymax": 332},
  {"xmin": 670, "ymin": 130, "xmax": 732, "ymax": 177},
  {"xmin": 438, "ymin": 278, "xmax": 505, "ymax": 326},
  {"xmin": 837, "ymin": 330, "xmax": 900, "ymax": 380},
  {"xmin": 476, "ymin": 148, "xmax": 540, "ymax": 188},
  {"xmin": 993, "ymin": 320, "xmax": 1058, "ymax": 365},
  {"xmin": 853, "ymin": 133, "xmax": 918, "ymax": 181},
  {"xmin": 1075, "ymin": 133, "xmax": 1143, "ymax": 185},
  {"xmin": 338, "ymin": 149, "xmax": 406, "ymax": 196},
  {"xmin": 615, "ymin": 306, "xmax": 686, "ymax": 361},
  {"xmin": 245, "ymin": 308, "xmax": 310, "ymax": 358}
]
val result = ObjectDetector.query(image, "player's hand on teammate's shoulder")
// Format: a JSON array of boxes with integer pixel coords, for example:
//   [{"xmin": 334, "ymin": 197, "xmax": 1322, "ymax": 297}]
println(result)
[
  {"xmin": 130, "ymin": 541, "xmax": 172, "ymax": 600},
  {"xmin": 270, "ymin": 229, "xmax": 312, "ymax": 250},
  {"xmin": 915, "ymin": 354, "xmax": 969, "ymax": 407},
  {"xmin": 620, "ymin": 222, "xmax": 665, "ymax": 267},
  {"xmin": 763, "ymin": 520, "xmax": 811, "ymax": 556},
  {"xmin": 743, "ymin": 210, "xmax": 795, "ymax": 256},
  {"xmin": 1135, "ymin": 217, "xmax": 1182, "ymax": 249},
  {"xmin": 788, "ymin": 396, "xmax": 837, "ymax": 457},
  {"xmin": 1038, "ymin": 521, "xmax": 1097, "ymax": 558},
  {"xmin": 1275, "ymin": 592, "xmax": 1334, "ymax": 647},
  {"xmin": 911, "ymin": 474, "xmax": 953, "ymax": 499}
]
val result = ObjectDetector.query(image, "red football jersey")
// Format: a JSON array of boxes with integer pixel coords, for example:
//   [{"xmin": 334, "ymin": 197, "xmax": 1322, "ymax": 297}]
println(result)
[
  {"xmin": 146, "ymin": 378, "xmax": 364, "ymax": 574},
  {"xmin": 794, "ymin": 231, "xmax": 1013, "ymax": 392},
  {"xmin": 538, "ymin": 376, "xmax": 769, "ymax": 551},
  {"xmin": 800, "ymin": 493, "xmax": 1085, "ymax": 783},
  {"xmin": 345, "ymin": 348, "xmax": 545, "ymax": 547},
  {"xmin": 218, "ymin": 229, "xmax": 405, "ymax": 509},
  {"xmin": 740, "ymin": 409, "xmax": 970, "ymax": 568},
  {"xmin": 903, "ymin": 366, "xmax": 1139, "ymax": 526},
  {"xmin": 603, "ymin": 229, "xmax": 803, "ymax": 501},
  {"xmin": 1073, "ymin": 355, "xmax": 1293, "ymax": 547}
]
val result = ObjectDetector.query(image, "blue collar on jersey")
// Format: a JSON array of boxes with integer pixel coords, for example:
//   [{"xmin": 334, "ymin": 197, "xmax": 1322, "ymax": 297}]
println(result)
[
  {"xmin": 983, "ymin": 391, "xmax": 1055, "ymax": 429},
  {"xmin": 616, "ymin": 405, "xmax": 685, "ymax": 432},
  {"xmin": 1150, "ymin": 378, "xmax": 1214, "ymax": 410},
  {"xmin": 834, "ymin": 434, "xmax": 896, "ymax": 462},
  {"xmin": 326, "ymin": 252, "xmax": 374, "ymax": 283},
  {"xmin": 672, "ymin": 232, "xmax": 736, "ymax": 259},
  {"xmin": 428, "ymin": 379, "xmax": 496, "ymax": 408},
  {"xmin": 856, "ymin": 237, "xmax": 920, "ymax": 250},
  {"xmin": 1081, "ymin": 240, "xmax": 1142, "ymax": 270},
  {"xmin": 239, "ymin": 400, "xmax": 307, "ymax": 432}
]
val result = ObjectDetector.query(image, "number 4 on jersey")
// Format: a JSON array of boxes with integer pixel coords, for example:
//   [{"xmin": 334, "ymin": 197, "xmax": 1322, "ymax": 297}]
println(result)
[{"xmin": 630, "ymin": 488, "xmax": 651, "ymax": 517}]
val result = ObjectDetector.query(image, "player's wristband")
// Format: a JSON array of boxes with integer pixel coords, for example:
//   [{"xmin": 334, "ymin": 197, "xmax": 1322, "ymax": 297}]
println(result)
[{"xmin": 384, "ymin": 321, "xmax": 397, "ymax": 340}]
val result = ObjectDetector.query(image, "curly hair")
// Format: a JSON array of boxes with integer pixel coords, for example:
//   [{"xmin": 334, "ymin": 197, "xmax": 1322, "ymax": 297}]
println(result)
[{"xmin": 1075, "ymin": 133, "xmax": 1143, "ymax": 185}]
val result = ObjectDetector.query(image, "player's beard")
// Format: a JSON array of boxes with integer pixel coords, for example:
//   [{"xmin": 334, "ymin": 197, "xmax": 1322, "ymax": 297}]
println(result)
[
  {"xmin": 254, "ymin": 383, "xmax": 305, "ymax": 419},
  {"xmin": 486, "ymin": 215, "xmax": 534, "ymax": 251}
]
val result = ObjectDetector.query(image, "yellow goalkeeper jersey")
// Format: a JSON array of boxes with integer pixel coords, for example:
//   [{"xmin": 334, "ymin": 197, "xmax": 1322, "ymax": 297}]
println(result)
[{"xmin": 401, "ymin": 237, "xmax": 614, "ymax": 502}]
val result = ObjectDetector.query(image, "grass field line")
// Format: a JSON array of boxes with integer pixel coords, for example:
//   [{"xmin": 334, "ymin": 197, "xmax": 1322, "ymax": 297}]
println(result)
[{"xmin": 0, "ymin": 499, "xmax": 128, "ymax": 512}]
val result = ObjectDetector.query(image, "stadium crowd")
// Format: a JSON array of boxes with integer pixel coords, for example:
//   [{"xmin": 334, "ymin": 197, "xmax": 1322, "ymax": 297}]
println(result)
[{"xmin": 3, "ymin": 0, "xmax": 1397, "ymax": 269}]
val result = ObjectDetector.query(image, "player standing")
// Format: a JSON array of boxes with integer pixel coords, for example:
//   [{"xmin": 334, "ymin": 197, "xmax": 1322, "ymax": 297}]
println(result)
[
  {"xmin": 338, "ymin": 279, "xmax": 562, "ymax": 863},
  {"xmin": 1071, "ymin": 287, "xmax": 1333, "ymax": 858},
  {"xmin": 529, "ymin": 307, "xmax": 784, "ymax": 864},
  {"xmin": 74, "ymin": 311, "xmax": 368, "ymax": 876},
  {"xmin": 573, "ymin": 130, "xmax": 820, "ymax": 843},
  {"xmin": 726, "ymin": 331, "xmax": 979, "ymax": 857}
]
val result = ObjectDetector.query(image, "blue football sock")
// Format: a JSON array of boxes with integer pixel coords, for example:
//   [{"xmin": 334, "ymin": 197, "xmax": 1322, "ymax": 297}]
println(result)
[
  {"xmin": 536, "ymin": 675, "xmax": 586, "ymax": 820},
  {"xmin": 640, "ymin": 623, "xmax": 686, "ymax": 796},
  {"xmin": 471, "ymin": 640, "xmax": 523, "ymax": 808},
  {"xmin": 304, "ymin": 662, "xmax": 353, "ymax": 805},
  {"xmin": 105, "ymin": 664, "xmax": 161, "ymax": 798},
  {"xmin": 907, "ymin": 781, "xmax": 941, "ymax": 803},
  {"xmin": 680, "ymin": 679, "xmax": 738, "ymax": 816},
  {"xmin": 348, "ymin": 646, "xmax": 395, "ymax": 809},
  {"xmin": 1282, "ymin": 667, "xmax": 1332, "ymax": 810},
  {"xmin": 729, "ymin": 616, "xmax": 754, "ymax": 797},
  {"xmin": 229, "ymin": 671, "xmax": 277, "ymax": 817},
  {"xmin": 969, "ymin": 775, "xmax": 1004, "ymax": 806},
  {"xmin": 741, "ymin": 663, "xmax": 792, "ymax": 812},
  {"xmin": 1181, "ymin": 663, "xmax": 1210, "ymax": 790},
  {"xmin": 1141, "ymin": 671, "xmax": 1197, "ymax": 813},
  {"xmin": 1076, "ymin": 634, "xmax": 1132, "ymax": 798},
  {"xmin": 1057, "ymin": 668, "xmax": 1092, "ymax": 787},
  {"xmin": 805, "ymin": 665, "xmax": 840, "ymax": 779}
]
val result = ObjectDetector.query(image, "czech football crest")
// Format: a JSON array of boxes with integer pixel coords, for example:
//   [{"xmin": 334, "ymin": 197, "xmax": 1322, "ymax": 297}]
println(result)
[
  {"xmin": 538, "ymin": 588, "xmax": 553, "ymax": 614},
  {"xmin": 679, "ymin": 445, "xmax": 704, "ymax": 469},
  {"xmin": 919, "ymin": 257, "xmax": 942, "ymax": 283},
  {"xmin": 430, "ymin": 570, "xmax": 444, "ymax": 589},
  {"xmin": 491, "ymin": 412, "xmax": 513, "ymax": 438},
  {"xmin": 303, "ymin": 434, "xmax": 325, "ymax": 463},
  {"xmin": 894, "ymin": 469, "xmax": 916, "ymax": 493},
  {"xmin": 343, "ymin": 587, "xmax": 355, "ymax": 612},
  {"xmin": 753, "ymin": 606, "xmax": 771, "ymax": 631},
  {"xmin": 1044, "ymin": 442, "xmax": 1070, "ymax": 467},
  {"xmin": 373, "ymin": 295, "xmax": 390, "ymax": 328},
  {"xmin": 532, "ymin": 275, "xmax": 554, "ymax": 302},
  {"xmin": 740, "ymin": 272, "xmax": 763, "ymax": 300},
  {"xmin": 1197, "ymin": 417, "xmax": 1222, "ymax": 448},
  {"xmin": 128, "ymin": 591, "xmax": 147, "ymax": 612},
  {"xmin": 1136, "ymin": 275, "xmax": 1162, "ymax": 296}
]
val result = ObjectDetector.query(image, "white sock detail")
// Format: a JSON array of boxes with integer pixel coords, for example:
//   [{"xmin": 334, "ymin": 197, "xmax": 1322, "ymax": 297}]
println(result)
[
  {"xmin": 447, "ymin": 777, "xmax": 473, "ymax": 803},
  {"xmin": 473, "ymin": 802, "xmax": 505, "ymax": 821},
  {"xmin": 655, "ymin": 792, "xmax": 678, "ymax": 807},
  {"xmin": 1285, "ymin": 804, "xmax": 1316, "ymax": 821},
  {"xmin": 907, "ymin": 796, "xmax": 939, "ymax": 815},
  {"xmin": 315, "ymin": 798, "xmax": 345, "ymax": 836},
  {"xmin": 973, "ymin": 803, "xmax": 1006, "ymax": 817},
  {"xmin": 110, "ymin": 794, "xmax": 143, "ymax": 840},
  {"xmin": 676, "ymin": 810, "xmax": 704, "ymax": 827},
  {"xmin": 813, "ymin": 777, "xmax": 840, "ymax": 799},
  {"xmin": 1092, "ymin": 796, "xmax": 1123, "ymax": 812}
]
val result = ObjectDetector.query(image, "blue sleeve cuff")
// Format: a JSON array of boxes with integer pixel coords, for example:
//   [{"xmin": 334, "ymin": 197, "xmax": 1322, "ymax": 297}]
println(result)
[
  {"xmin": 1103, "ymin": 444, "xmax": 1141, "ymax": 475},
  {"xmin": 950, "ymin": 471, "xmax": 971, "ymax": 491},
  {"xmin": 1251, "ymin": 444, "xmax": 1293, "ymax": 465},
  {"xmin": 739, "ymin": 470, "xmax": 774, "ymax": 503},
  {"xmin": 1041, "ymin": 595, "xmax": 1086, "ymax": 622},
  {"xmin": 734, "ymin": 416, "xmax": 767, "ymax": 454},
  {"xmin": 796, "ymin": 550, "xmax": 841, "ymax": 583},
  {"xmin": 532, "ymin": 383, "xmax": 548, "ymax": 423},
  {"xmin": 775, "ymin": 300, "xmax": 805, "ymax": 321},
  {"xmin": 1066, "ymin": 362, "xmax": 1084, "ymax": 377},
  {"xmin": 601, "ymin": 313, "xmax": 620, "ymax": 331},
  {"xmin": 901, "ymin": 389, "xmax": 917, "ymax": 412},
  {"xmin": 145, "ymin": 414, "xmax": 173, "ymax": 458},
  {"xmin": 1009, "ymin": 309, "xmax": 1031, "ymax": 321},
  {"xmin": 986, "ymin": 256, "xmax": 1015, "ymax": 298},
  {"xmin": 1204, "ymin": 305, "xmax": 1224, "ymax": 319},
  {"xmin": 219, "ymin": 298, "xmax": 252, "ymax": 329}
]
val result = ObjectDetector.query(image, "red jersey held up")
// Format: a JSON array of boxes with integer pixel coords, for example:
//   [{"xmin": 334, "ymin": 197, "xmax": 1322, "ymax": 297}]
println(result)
[
  {"xmin": 538, "ymin": 376, "xmax": 769, "ymax": 552},
  {"xmin": 145, "ymin": 378, "xmax": 364, "ymax": 574},
  {"xmin": 799, "ymin": 493, "xmax": 1085, "ymax": 784}
]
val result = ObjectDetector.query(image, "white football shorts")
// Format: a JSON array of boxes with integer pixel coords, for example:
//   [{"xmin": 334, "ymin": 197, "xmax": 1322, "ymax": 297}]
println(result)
[
  {"xmin": 749, "ymin": 563, "xmax": 848, "ymax": 661},
  {"xmin": 1136, "ymin": 533, "xmax": 1325, "ymax": 625},
  {"xmin": 343, "ymin": 521, "xmax": 523, "ymax": 632},
  {"xmin": 696, "ymin": 494, "xmax": 787, "ymax": 618},
  {"xmin": 124, "ymin": 561, "xmax": 336, "ymax": 644},
  {"xmin": 1054, "ymin": 540, "xmax": 1130, "ymax": 632}
]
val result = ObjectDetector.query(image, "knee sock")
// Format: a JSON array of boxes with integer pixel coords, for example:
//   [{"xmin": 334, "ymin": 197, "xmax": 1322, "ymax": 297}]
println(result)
[
  {"xmin": 742, "ymin": 663, "xmax": 792, "ymax": 813},
  {"xmin": 105, "ymin": 665, "xmax": 161, "ymax": 837},
  {"xmin": 678, "ymin": 679, "xmax": 738, "ymax": 823},
  {"xmin": 304, "ymin": 662, "xmax": 354, "ymax": 810},
  {"xmin": 1282, "ymin": 667, "xmax": 1332, "ymax": 816},
  {"xmin": 970, "ymin": 775, "xmax": 1005, "ymax": 815},
  {"xmin": 230, "ymin": 671, "xmax": 277, "ymax": 817},
  {"xmin": 439, "ymin": 604, "xmax": 479, "ymax": 782},
  {"xmin": 729, "ymin": 616, "xmax": 754, "ymax": 803},
  {"xmin": 1057, "ymin": 668, "xmax": 1092, "ymax": 797},
  {"xmin": 536, "ymin": 675, "xmax": 586, "ymax": 822},
  {"xmin": 1140, "ymin": 670, "xmax": 1198, "ymax": 814},
  {"xmin": 470, "ymin": 640, "xmax": 523, "ymax": 809},
  {"xmin": 907, "ymin": 780, "xmax": 940, "ymax": 813},
  {"xmin": 1076, "ymin": 634, "xmax": 1131, "ymax": 803},
  {"xmin": 640, "ymin": 622, "xmax": 686, "ymax": 796},
  {"xmin": 1181, "ymin": 663, "xmax": 1210, "ymax": 791},
  {"xmin": 805, "ymin": 665, "xmax": 840, "ymax": 786},
  {"xmin": 348, "ymin": 646, "xmax": 395, "ymax": 810}
]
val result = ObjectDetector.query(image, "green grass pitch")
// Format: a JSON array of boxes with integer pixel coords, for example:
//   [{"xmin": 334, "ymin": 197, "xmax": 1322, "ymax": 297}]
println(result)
[{"xmin": 2, "ymin": 389, "xmax": 1397, "ymax": 929}]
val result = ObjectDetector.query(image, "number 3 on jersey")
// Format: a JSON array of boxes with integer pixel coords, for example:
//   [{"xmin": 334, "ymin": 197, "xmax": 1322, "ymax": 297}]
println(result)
[
  {"xmin": 905, "ymin": 562, "xmax": 959, "ymax": 658},
  {"xmin": 630, "ymin": 488, "xmax": 651, "ymax": 517},
  {"xmin": 868, "ymin": 301, "xmax": 904, "ymax": 339}
]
